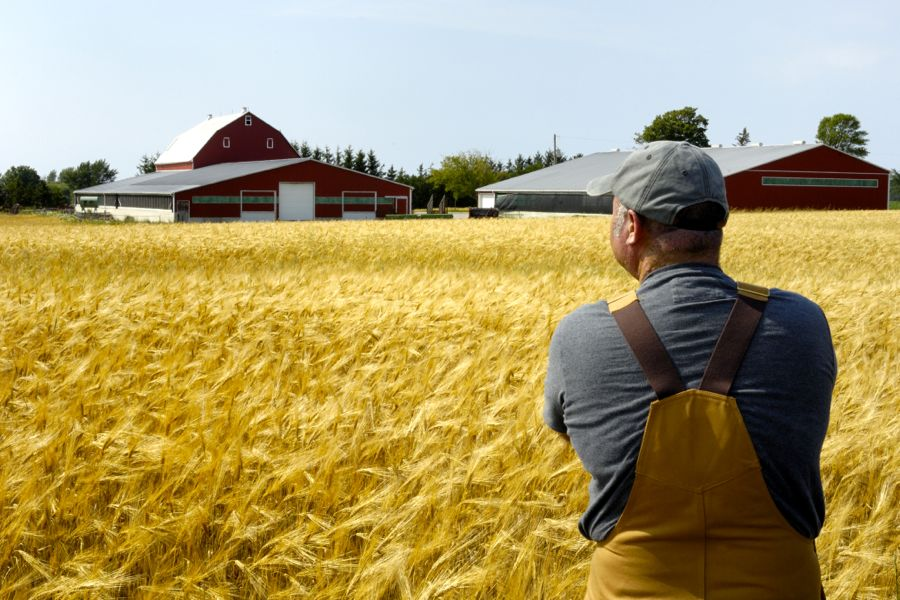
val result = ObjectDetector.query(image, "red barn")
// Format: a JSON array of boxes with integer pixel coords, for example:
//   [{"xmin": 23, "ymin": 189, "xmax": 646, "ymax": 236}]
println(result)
[
  {"xmin": 721, "ymin": 144, "xmax": 888, "ymax": 210},
  {"xmin": 476, "ymin": 143, "xmax": 890, "ymax": 213},
  {"xmin": 74, "ymin": 110, "xmax": 412, "ymax": 222},
  {"xmin": 155, "ymin": 110, "xmax": 299, "ymax": 171}
]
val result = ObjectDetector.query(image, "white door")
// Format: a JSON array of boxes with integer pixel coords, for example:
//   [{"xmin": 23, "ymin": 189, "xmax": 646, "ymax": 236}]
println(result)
[{"xmin": 279, "ymin": 183, "xmax": 315, "ymax": 221}]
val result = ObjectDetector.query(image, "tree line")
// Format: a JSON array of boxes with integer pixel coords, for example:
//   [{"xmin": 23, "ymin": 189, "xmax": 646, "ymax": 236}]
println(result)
[
  {"xmin": 3, "ymin": 110, "xmax": 894, "ymax": 211},
  {"xmin": 285, "ymin": 141, "xmax": 582, "ymax": 208},
  {"xmin": 0, "ymin": 160, "xmax": 117, "ymax": 211}
]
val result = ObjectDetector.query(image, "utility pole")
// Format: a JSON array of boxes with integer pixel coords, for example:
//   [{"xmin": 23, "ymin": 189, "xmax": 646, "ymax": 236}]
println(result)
[{"xmin": 553, "ymin": 134, "xmax": 558, "ymax": 164}]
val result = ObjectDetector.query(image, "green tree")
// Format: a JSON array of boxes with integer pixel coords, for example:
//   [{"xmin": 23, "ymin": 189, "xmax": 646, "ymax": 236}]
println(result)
[
  {"xmin": 397, "ymin": 164, "xmax": 441, "ymax": 209},
  {"xmin": 46, "ymin": 182, "xmax": 72, "ymax": 208},
  {"xmin": 635, "ymin": 106, "xmax": 710, "ymax": 147},
  {"xmin": 137, "ymin": 152, "xmax": 159, "ymax": 174},
  {"xmin": 734, "ymin": 127, "xmax": 751, "ymax": 147},
  {"xmin": 297, "ymin": 141, "xmax": 312, "ymax": 157},
  {"xmin": 1, "ymin": 165, "xmax": 48, "ymax": 208},
  {"xmin": 816, "ymin": 113, "xmax": 869, "ymax": 157},
  {"xmin": 340, "ymin": 146, "xmax": 354, "ymax": 169},
  {"xmin": 429, "ymin": 151, "xmax": 503, "ymax": 207},
  {"xmin": 46, "ymin": 169, "xmax": 58, "ymax": 183},
  {"xmin": 352, "ymin": 150, "xmax": 367, "ymax": 173},
  {"xmin": 366, "ymin": 150, "xmax": 382, "ymax": 177},
  {"xmin": 59, "ymin": 160, "xmax": 117, "ymax": 191}
]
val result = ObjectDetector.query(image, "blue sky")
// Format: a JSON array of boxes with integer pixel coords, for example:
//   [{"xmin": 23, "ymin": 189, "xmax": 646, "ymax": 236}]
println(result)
[{"xmin": 2, "ymin": 0, "xmax": 898, "ymax": 179}]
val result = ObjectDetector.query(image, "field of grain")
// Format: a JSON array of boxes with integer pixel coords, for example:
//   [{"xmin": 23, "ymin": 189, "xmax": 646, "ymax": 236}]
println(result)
[{"xmin": 0, "ymin": 212, "xmax": 897, "ymax": 598}]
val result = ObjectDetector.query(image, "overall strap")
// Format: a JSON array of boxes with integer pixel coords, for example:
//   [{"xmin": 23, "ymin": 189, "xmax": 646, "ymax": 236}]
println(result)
[
  {"xmin": 609, "ymin": 291, "xmax": 686, "ymax": 399},
  {"xmin": 699, "ymin": 282, "xmax": 769, "ymax": 395}
]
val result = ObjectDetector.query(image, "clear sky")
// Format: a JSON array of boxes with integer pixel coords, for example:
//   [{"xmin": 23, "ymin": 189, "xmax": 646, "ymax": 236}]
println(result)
[{"xmin": 2, "ymin": 0, "xmax": 898, "ymax": 179}]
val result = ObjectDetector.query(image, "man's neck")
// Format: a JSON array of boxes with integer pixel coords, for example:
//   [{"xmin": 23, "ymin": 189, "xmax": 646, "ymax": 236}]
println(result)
[{"xmin": 636, "ymin": 255, "xmax": 721, "ymax": 282}]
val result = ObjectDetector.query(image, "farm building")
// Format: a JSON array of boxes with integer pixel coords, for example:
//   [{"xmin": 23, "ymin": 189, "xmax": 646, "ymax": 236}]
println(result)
[
  {"xmin": 74, "ymin": 110, "xmax": 412, "ymax": 222},
  {"xmin": 477, "ymin": 143, "xmax": 890, "ymax": 214}
]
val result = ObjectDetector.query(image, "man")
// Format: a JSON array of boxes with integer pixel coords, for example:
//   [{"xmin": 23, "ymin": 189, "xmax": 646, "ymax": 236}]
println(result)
[{"xmin": 544, "ymin": 141, "xmax": 835, "ymax": 598}]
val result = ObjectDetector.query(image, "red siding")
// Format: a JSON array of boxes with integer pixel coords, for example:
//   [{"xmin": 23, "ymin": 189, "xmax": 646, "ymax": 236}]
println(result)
[
  {"xmin": 192, "ymin": 113, "xmax": 299, "ymax": 168},
  {"xmin": 190, "ymin": 203, "xmax": 240, "ymax": 219},
  {"xmin": 725, "ymin": 146, "xmax": 889, "ymax": 210},
  {"xmin": 174, "ymin": 160, "xmax": 412, "ymax": 220}
]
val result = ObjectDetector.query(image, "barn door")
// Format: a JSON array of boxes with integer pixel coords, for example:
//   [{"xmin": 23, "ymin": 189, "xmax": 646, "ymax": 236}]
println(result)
[{"xmin": 279, "ymin": 183, "xmax": 315, "ymax": 220}]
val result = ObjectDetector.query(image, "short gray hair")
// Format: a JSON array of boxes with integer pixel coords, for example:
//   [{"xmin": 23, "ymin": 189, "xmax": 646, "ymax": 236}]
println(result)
[{"xmin": 612, "ymin": 202, "xmax": 628, "ymax": 237}]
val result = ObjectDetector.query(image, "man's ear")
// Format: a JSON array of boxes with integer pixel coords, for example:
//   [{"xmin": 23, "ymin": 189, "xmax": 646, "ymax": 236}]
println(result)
[{"xmin": 625, "ymin": 209, "xmax": 642, "ymax": 246}]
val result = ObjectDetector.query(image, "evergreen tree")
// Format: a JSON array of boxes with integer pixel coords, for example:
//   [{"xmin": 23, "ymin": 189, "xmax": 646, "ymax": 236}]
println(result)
[
  {"xmin": 385, "ymin": 165, "xmax": 398, "ymax": 180},
  {"xmin": 352, "ymin": 150, "xmax": 367, "ymax": 173},
  {"xmin": 298, "ymin": 141, "xmax": 312, "ymax": 157},
  {"xmin": 137, "ymin": 152, "xmax": 159, "ymax": 174},
  {"xmin": 366, "ymin": 149, "xmax": 382, "ymax": 177},
  {"xmin": 323, "ymin": 146, "xmax": 334, "ymax": 164},
  {"xmin": 734, "ymin": 127, "xmax": 751, "ymax": 146},
  {"xmin": 514, "ymin": 154, "xmax": 527, "ymax": 174},
  {"xmin": 311, "ymin": 146, "xmax": 324, "ymax": 161},
  {"xmin": 340, "ymin": 146, "xmax": 354, "ymax": 169}
]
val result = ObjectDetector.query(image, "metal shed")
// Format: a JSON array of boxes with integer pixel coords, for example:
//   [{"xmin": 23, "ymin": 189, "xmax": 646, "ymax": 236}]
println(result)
[{"xmin": 477, "ymin": 143, "xmax": 890, "ymax": 214}]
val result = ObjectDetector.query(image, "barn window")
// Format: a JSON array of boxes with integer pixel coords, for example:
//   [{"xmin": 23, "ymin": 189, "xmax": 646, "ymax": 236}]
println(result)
[
  {"xmin": 762, "ymin": 176, "xmax": 878, "ymax": 188},
  {"xmin": 223, "ymin": 137, "xmax": 231, "ymax": 148},
  {"xmin": 266, "ymin": 138, "xmax": 274, "ymax": 149},
  {"xmin": 244, "ymin": 115, "xmax": 252, "ymax": 126}
]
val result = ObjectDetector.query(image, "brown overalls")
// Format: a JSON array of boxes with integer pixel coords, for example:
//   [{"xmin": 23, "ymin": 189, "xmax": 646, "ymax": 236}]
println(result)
[{"xmin": 585, "ymin": 283, "xmax": 823, "ymax": 599}]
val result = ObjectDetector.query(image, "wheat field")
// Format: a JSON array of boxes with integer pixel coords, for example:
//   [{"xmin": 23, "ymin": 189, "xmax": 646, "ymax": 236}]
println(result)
[{"xmin": 0, "ymin": 212, "xmax": 897, "ymax": 599}]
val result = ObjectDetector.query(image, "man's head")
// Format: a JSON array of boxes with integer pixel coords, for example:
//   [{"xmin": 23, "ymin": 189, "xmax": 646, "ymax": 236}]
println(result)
[{"xmin": 588, "ymin": 141, "xmax": 729, "ymax": 280}]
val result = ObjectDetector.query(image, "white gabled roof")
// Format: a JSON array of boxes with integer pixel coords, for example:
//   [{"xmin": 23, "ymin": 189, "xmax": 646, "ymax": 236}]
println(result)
[{"xmin": 156, "ymin": 112, "xmax": 244, "ymax": 166}]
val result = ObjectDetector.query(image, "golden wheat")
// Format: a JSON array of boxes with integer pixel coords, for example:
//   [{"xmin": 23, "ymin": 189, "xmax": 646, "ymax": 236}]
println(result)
[{"xmin": 0, "ymin": 212, "xmax": 897, "ymax": 599}]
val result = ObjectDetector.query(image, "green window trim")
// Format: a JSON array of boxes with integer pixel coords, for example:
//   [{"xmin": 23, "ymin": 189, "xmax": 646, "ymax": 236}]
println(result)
[
  {"xmin": 192, "ymin": 196, "xmax": 275, "ymax": 204},
  {"xmin": 191, "ymin": 195, "xmax": 403, "ymax": 205},
  {"xmin": 761, "ymin": 177, "xmax": 878, "ymax": 188},
  {"xmin": 316, "ymin": 196, "xmax": 398, "ymax": 205}
]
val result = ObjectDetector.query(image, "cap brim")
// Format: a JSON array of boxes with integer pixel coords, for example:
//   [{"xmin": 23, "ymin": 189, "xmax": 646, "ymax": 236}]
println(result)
[{"xmin": 586, "ymin": 173, "xmax": 614, "ymax": 197}]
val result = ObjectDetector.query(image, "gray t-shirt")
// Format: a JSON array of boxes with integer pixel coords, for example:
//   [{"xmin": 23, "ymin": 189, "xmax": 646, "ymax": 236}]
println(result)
[{"xmin": 544, "ymin": 263, "xmax": 835, "ymax": 541}]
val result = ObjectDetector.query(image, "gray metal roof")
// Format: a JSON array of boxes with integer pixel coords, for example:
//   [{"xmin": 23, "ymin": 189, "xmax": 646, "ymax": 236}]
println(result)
[
  {"xmin": 478, "ymin": 143, "xmax": 830, "ymax": 194},
  {"xmin": 75, "ymin": 159, "xmax": 308, "ymax": 195}
]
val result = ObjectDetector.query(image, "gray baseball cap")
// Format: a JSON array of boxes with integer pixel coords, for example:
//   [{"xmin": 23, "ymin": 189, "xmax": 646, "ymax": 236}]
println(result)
[{"xmin": 586, "ymin": 141, "xmax": 728, "ymax": 228}]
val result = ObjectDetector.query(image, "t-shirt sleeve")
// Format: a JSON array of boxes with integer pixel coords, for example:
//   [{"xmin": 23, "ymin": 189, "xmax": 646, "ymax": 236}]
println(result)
[{"xmin": 543, "ymin": 324, "xmax": 568, "ymax": 433}]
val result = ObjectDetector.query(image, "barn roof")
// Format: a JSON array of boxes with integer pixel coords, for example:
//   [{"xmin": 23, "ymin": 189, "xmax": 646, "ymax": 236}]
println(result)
[
  {"xmin": 155, "ymin": 112, "xmax": 245, "ymax": 166},
  {"xmin": 75, "ymin": 158, "xmax": 414, "ymax": 196},
  {"xmin": 76, "ymin": 159, "xmax": 307, "ymax": 195},
  {"xmin": 478, "ymin": 143, "xmax": 847, "ymax": 194}
]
